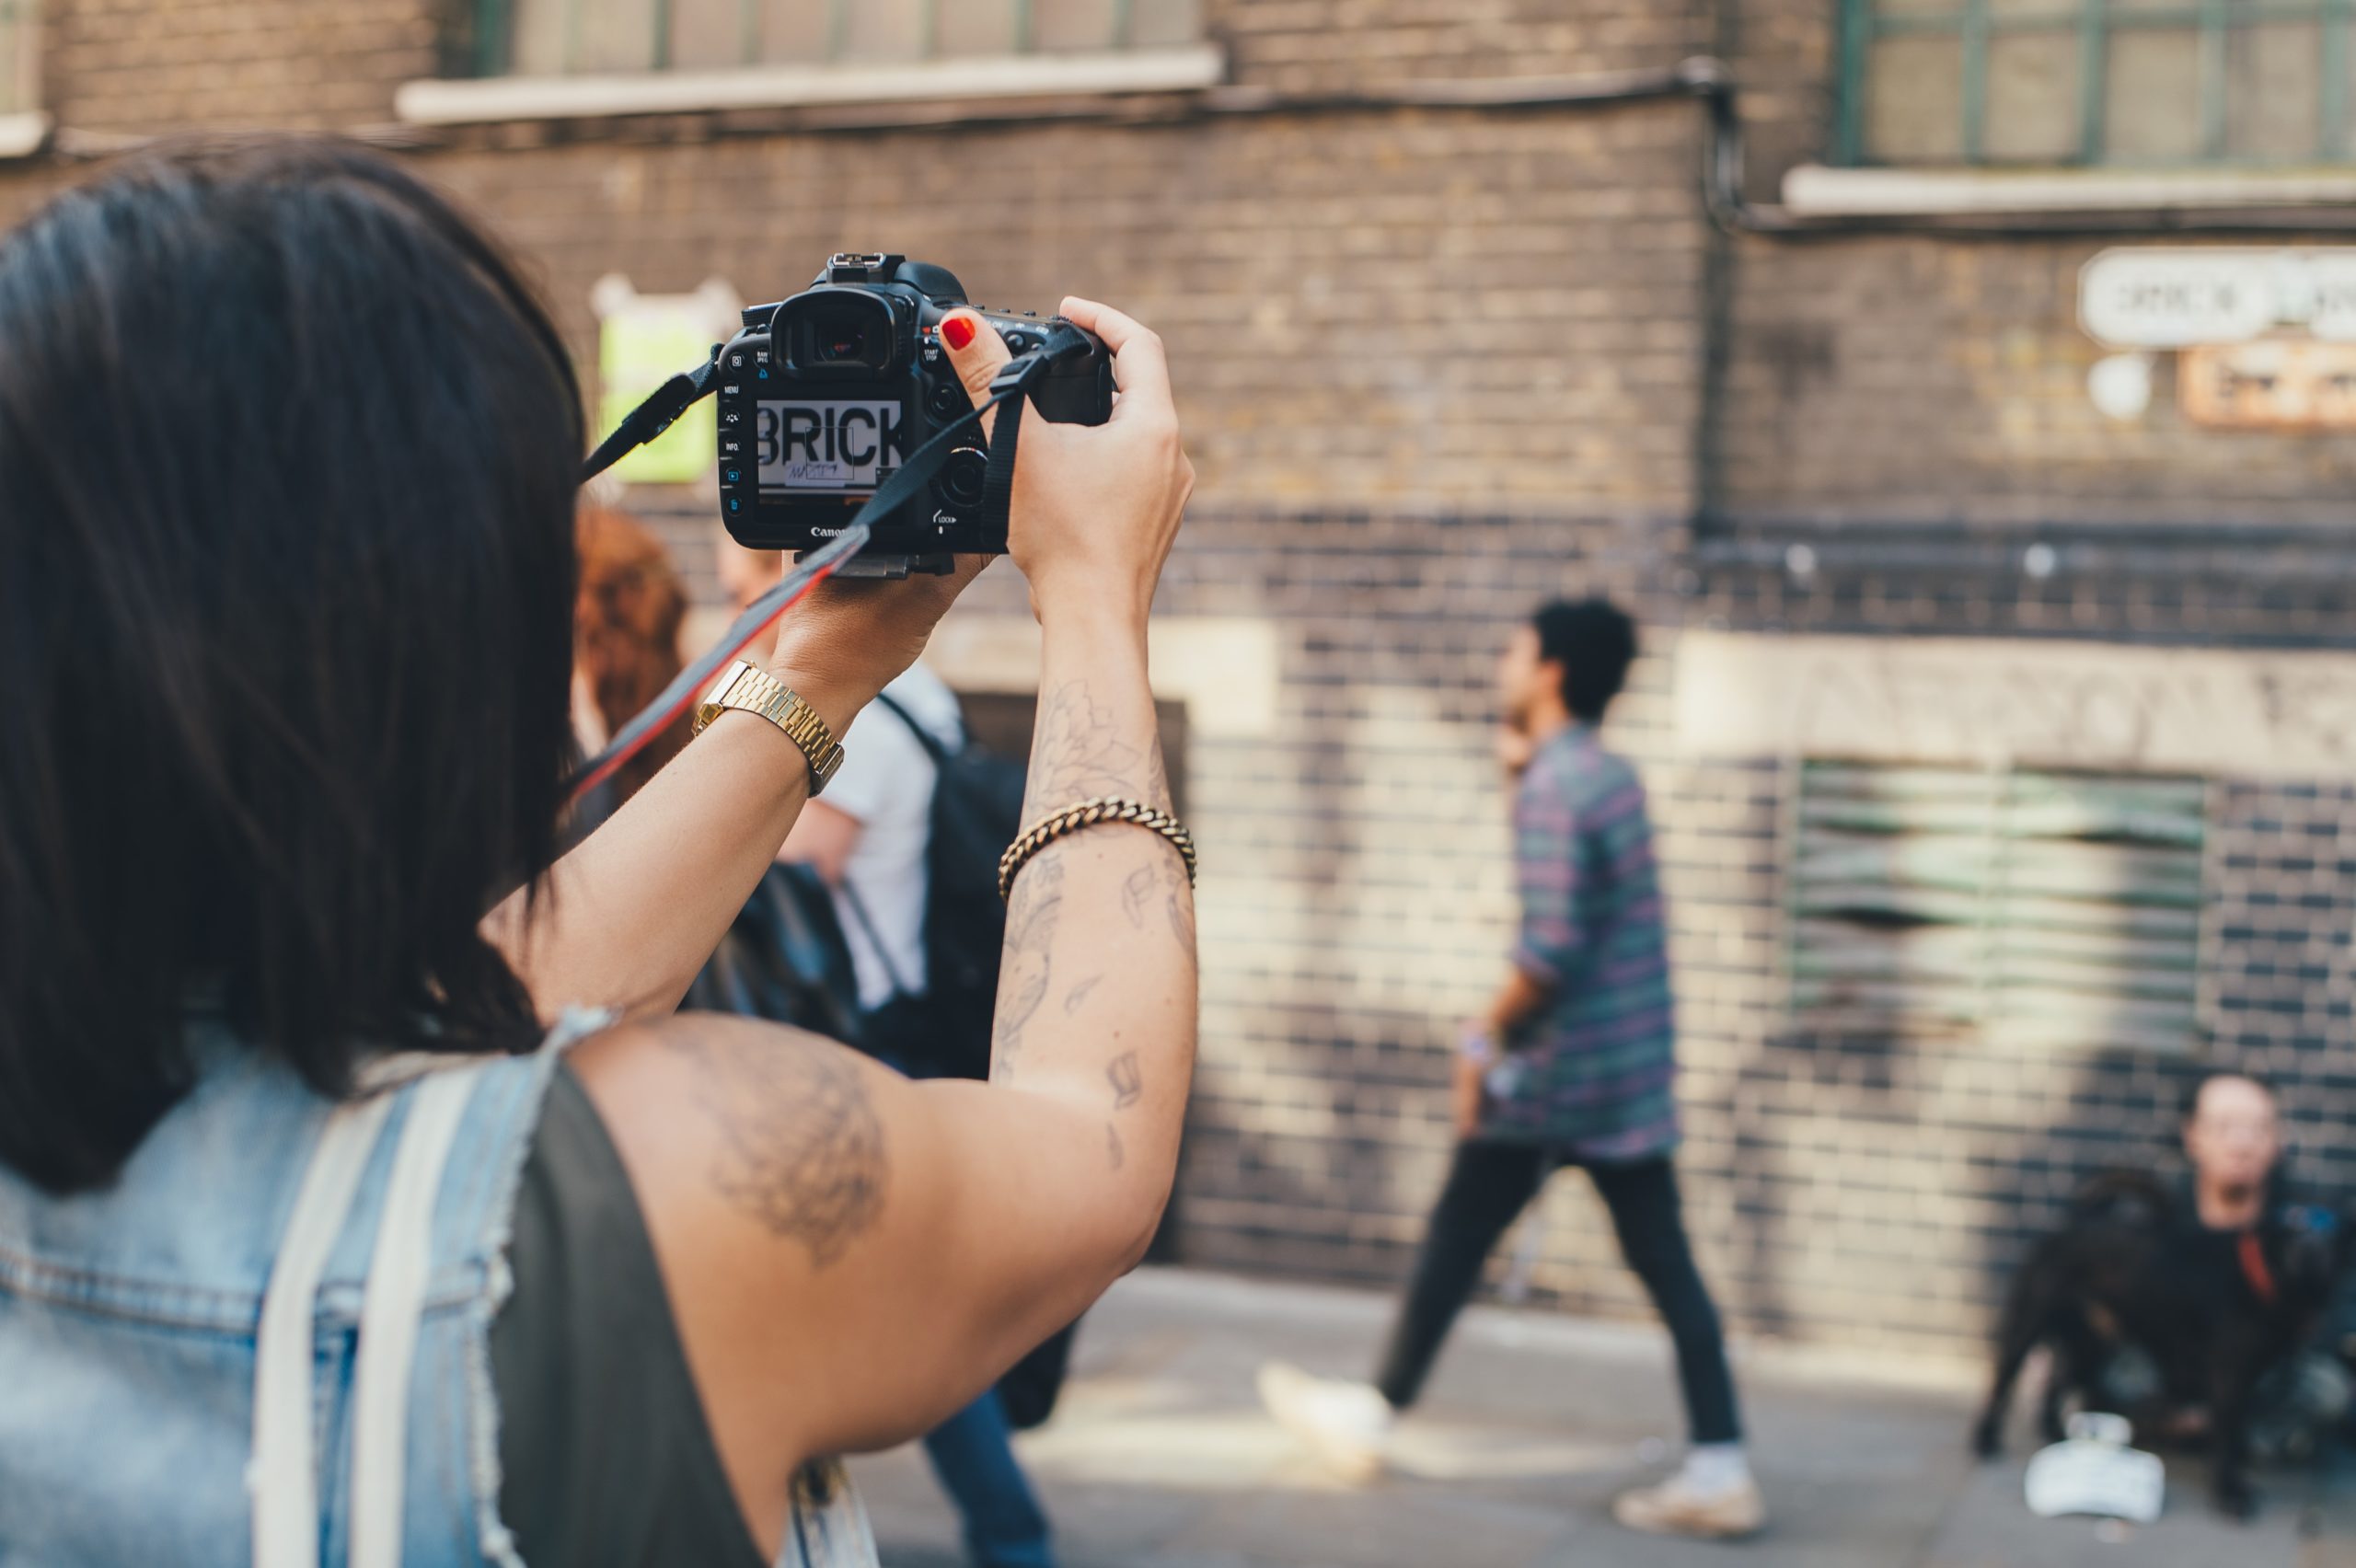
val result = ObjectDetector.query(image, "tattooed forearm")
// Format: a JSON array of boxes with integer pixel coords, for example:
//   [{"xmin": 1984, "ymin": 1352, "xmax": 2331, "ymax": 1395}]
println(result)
[
  {"xmin": 1107, "ymin": 1050, "xmax": 1143, "ymax": 1110},
  {"xmin": 1028, "ymin": 680, "xmax": 1161, "ymax": 808},
  {"xmin": 992, "ymin": 848, "xmax": 1068, "ymax": 1080},
  {"xmin": 664, "ymin": 1025, "xmax": 886, "ymax": 1269},
  {"xmin": 1120, "ymin": 865, "xmax": 1155, "ymax": 930},
  {"xmin": 1144, "ymin": 731, "xmax": 1174, "ymax": 813},
  {"xmin": 1161, "ymin": 855, "xmax": 1196, "ymax": 957}
]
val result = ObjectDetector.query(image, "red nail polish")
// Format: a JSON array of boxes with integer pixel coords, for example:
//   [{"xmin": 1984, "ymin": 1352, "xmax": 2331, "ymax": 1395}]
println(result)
[{"xmin": 941, "ymin": 314, "xmax": 976, "ymax": 351}]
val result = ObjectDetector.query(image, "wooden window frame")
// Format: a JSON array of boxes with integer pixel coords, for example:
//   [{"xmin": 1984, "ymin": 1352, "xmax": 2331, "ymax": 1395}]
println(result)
[{"xmin": 1836, "ymin": 0, "xmax": 2353, "ymax": 167}]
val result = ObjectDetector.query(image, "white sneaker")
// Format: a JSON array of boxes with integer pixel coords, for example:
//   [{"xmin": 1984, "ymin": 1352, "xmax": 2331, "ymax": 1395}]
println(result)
[
  {"xmin": 1256, "ymin": 1361, "xmax": 1392, "ymax": 1484},
  {"xmin": 1612, "ymin": 1470, "xmax": 1767, "ymax": 1539}
]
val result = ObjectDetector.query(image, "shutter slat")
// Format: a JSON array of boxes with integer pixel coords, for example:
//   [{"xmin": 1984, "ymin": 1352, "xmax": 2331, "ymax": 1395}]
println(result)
[{"xmin": 1789, "ymin": 763, "xmax": 2205, "ymax": 1055}]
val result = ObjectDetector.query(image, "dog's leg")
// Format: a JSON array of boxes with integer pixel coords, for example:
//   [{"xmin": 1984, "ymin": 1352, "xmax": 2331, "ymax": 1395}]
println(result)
[
  {"xmin": 2041, "ymin": 1310, "xmax": 2119, "ymax": 1443},
  {"xmin": 2038, "ymin": 1340, "xmax": 2075, "ymax": 1445},
  {"xmin": 1975, "ymin": 1276, "xmax": 2050, "ymax": 1458}
]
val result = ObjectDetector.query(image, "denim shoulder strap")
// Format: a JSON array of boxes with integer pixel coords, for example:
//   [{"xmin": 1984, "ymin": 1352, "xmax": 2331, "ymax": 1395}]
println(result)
[{"xmin": 251, "ymin": 1058, "xmax": 491, "ymax": 1568}]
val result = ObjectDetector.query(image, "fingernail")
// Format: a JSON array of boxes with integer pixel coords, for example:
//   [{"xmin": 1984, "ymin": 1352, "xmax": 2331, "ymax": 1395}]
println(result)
[{"xmin": 941, "ymin": 314, "xmax": 976, "ymax": 351}]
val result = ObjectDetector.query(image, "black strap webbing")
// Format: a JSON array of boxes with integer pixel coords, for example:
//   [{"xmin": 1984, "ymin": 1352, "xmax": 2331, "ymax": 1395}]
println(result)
[
  {"xmin": 874, "ymin": 691, "xmax": 959, "ymax": 767},
  {"xmin": 980, "ymin": 386, "xmax": 1024, "ymax": 531},
  {"xmin": 582, "ymin": 350, "xmax": 722, "ymax": 482}
]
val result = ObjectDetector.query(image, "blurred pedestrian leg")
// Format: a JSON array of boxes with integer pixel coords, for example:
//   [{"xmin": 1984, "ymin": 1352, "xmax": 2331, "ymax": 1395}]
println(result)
[
  {"xmin": 1370, "ymin": 1147, "xmax": 1739, "ymax": 1447},
  {"xmin": 921, "ymin": 1390, "xmax": 1057, "ymax": 1568}
]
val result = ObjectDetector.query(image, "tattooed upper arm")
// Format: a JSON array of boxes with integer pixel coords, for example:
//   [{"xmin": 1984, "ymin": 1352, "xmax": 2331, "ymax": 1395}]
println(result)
[{"xmin": 659, "ymin": 1020, "xmax": 888, "ymax": 1269}]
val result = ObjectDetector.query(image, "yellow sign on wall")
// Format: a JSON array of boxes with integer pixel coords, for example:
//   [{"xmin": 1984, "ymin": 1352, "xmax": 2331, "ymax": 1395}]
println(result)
[
  {"xmin": 591, "ymin": 275, "xmax": 742, "ymax": 486},
  {"xmin": 2180, "ymin": 339, "xmax": 2356, "ymax": 431}
]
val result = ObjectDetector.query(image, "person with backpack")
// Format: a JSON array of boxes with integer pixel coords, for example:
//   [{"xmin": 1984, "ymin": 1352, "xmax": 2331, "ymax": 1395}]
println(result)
[{"xmin": 776, "ymin": 647, "xmax": 1057, "ymax": 1568}]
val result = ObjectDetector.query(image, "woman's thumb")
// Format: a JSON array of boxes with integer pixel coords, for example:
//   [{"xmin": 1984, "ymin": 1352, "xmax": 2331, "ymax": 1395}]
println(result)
[{"xmin": 939, "ymin": 311, "xmax": 1013, "ymax": 435}]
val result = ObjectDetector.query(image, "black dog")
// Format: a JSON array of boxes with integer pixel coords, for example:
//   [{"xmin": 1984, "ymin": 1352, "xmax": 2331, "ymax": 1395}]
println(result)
[{"xmin": 1970, "ymin": 1170, "xmax": 2350, "ymax": 1518}]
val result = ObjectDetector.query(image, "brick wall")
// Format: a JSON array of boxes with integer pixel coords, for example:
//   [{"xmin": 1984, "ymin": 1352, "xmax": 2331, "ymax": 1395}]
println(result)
[
  {"xmin": 1709, "ymin": 0, "xmax": 2356, "ymax": 528},
  {"xmin": 6, "ymin": 0, "xmax": 2354, "ymax": 1360},
  {"xmin": 1219, "ymin": 0, "xmax": 1705, "ymax": 87},
  {"xmin": 1717, "ymin": 235, "xmax": 2356, "ymax": 528},
  {"xmin": 416, "ymin": 97, "xmax": 1709, "ymax": 516},
  {"xmin": 44, "ymin": 0, "xmax": 439, "ymax": 133}
]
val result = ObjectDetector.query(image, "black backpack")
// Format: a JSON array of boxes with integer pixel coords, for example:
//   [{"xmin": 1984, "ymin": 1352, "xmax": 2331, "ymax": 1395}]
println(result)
[
  {"xmin": 684, "ymin": 862, "xmax": 866, "ymax": 1048},
  {"xmin": 864, "ymin": 691, "xmax": 1028, "ymax": 1081}
]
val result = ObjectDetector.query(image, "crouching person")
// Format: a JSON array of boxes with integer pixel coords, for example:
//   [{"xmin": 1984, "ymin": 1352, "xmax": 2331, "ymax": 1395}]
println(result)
[{"xmin": 1975, "ymin": 1071, "xmax": 2352, "ymax": 1516}]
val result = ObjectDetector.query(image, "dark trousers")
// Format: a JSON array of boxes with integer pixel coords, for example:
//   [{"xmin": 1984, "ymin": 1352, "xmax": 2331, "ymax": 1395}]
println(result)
[
  {"xmin": 1373, "ymin": 1141, "xmax": 1743, "ymax": 1446},
  {"xmin": 921, "ymin": 1389, "xmax": 1055, "ymax": 1568}
]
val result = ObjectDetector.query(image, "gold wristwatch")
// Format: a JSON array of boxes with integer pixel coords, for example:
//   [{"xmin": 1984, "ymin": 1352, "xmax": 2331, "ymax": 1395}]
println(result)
[{"xmin": 692, "ymin": 660, "xmax": 845, "ymax": 794}]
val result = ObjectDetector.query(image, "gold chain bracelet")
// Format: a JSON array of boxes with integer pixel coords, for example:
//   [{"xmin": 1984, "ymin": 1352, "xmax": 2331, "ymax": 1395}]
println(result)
[{"xmin": 998, "ymin": 796, "xmax": 1199, "ymax": 901}]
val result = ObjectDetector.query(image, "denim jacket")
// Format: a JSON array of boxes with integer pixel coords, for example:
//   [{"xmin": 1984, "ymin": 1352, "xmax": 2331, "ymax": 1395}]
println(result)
[{"xmin": 0, "ymin": 1010, "xmax": 874, "ymax": 1568}]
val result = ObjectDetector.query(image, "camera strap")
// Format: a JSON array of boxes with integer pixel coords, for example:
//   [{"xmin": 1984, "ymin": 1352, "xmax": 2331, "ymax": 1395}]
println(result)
[
  {"xmin": 566, "ymin": 328, "xmax": 1084, "ymax": 802},
  {"xmin": 581, "ymin": 351, "xmax": 724, "ymax": 483}
]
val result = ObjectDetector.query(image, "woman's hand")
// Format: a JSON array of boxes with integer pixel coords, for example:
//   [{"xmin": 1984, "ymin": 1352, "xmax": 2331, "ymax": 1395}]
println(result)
[
  {"xmin": 763, "ymin": 558, "xmax": 987, "ymax": 737},
  {"xmin": 1496, "ymin": 721, "xmax": 1536, "ymax": 781},
  {"xmin": 936, "ymin": 297, "xmax": 1193, "ymax": 629},
  {"xmin": 1452, "ymin": 1053, "xmax": 1486, "ymax": 1141}
]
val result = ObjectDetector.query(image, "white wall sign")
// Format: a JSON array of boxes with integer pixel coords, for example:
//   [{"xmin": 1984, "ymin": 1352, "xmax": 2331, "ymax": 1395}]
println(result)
[
  {"xmin": 2085, "ymin": 352, "xmax": 2154, "ymax": 421},
  {"xmin": 1675, "ymin": 630, "xmax": 2356, "ymax": 779},
  {"xmin": 2079, "ymin": 248, "xmax": 2356, "ymax": 348}
]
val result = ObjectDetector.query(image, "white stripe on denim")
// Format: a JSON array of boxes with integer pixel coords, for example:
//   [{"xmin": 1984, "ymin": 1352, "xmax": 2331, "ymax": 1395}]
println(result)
[
  {"xmin": 351, "ymin": 1066, "xmax": 485, "ymax": 1568},
  {"xmin": 251, "ymin": 1093, "xmax": 396, "ymax": 1568}
]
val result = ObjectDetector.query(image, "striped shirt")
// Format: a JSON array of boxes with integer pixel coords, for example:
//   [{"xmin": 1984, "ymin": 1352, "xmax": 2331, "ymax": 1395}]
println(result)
[{"xmin": 1480, "ymin": 722, "xmax": 1679, "ymax": 1160}]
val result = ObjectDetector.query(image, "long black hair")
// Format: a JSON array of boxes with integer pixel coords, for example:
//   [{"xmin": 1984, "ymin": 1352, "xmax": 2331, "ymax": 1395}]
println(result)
[{"xmin": 0, "ymin": 138, "xmax": 584, "ymax": 1193}]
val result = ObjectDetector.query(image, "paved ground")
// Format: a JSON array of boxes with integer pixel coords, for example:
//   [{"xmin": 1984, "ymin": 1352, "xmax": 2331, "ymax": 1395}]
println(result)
[{"xmin": 848, "ymin": 1267, "xmax": 2356, "ymax": 1568}]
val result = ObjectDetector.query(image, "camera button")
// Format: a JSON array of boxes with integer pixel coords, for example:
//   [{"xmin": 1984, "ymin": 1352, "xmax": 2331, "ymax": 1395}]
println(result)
[{"xmin": 926, "ymin": 379, "xmax": 966, "ymax": 420}]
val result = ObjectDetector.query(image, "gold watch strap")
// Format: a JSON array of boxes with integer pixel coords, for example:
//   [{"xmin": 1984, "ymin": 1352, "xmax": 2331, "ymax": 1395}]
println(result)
[{"xmin": 692, "ymin": 660, "xmax": 844, "ymax": 794}]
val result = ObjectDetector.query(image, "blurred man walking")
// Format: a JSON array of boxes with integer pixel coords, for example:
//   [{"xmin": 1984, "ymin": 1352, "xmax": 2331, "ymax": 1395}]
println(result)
[{"xmin": 1260, "ymin": 597, "xmax": 1763, "ymax": 1540}]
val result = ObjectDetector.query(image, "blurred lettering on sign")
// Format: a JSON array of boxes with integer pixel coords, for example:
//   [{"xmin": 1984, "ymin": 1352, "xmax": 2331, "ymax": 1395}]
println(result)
[
  {"xmin": 1675, "ymin": 632, "xmax": 2356, "ymax": 779},
  {"xmin": 2178, "ymin": 340, "xmax": 2356, "ymax": 430},
  {"xmin": 592, "ymin": 274, "xmax": 742, "ymax": 486},
  {"xmin": 2078, "ymin": 248, "xmax": 2356, "ymax": 349}
]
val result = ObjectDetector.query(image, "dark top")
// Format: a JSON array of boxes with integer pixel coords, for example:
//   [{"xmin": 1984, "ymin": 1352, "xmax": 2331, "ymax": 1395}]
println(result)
[{"xmin": 490, "ymin": 1066, "xmax": 765, "ymax": 1568}]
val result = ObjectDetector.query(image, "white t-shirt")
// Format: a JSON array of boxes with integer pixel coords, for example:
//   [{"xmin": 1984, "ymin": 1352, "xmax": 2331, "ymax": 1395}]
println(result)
[{"xmin": 824, "ymin": 663, "xmax": 964, "ymax": 1010}]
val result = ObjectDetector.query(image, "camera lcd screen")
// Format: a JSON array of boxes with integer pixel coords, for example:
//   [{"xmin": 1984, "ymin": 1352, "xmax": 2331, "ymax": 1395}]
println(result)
[{"xmin": 755, "ymin": 398, "xmax": 908, "ymax": 492}]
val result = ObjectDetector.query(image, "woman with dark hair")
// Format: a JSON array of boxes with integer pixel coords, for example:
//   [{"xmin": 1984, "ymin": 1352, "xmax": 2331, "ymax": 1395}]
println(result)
[{"xmin": 0, "ymin": 138, "xmax": 1198, "ymax": 1568}]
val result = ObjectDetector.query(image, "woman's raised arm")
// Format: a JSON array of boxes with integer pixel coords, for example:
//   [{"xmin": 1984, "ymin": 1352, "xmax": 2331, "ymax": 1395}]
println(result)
[
  {"xmin": 480, "ymin": 557, "xmax": 984, "ymax": 1021},
  {"xmin": 566, "ymin": 300, "xmax": 1198, "ymax": 1556}
]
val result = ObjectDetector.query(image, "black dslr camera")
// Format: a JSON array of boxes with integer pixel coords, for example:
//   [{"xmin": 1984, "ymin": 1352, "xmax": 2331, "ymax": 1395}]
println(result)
[{"xmin": 716, "ymin": 253, "xmax": 1114, "ymax": 576}]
